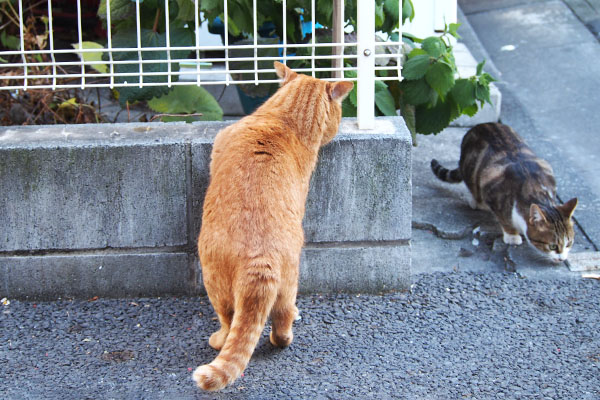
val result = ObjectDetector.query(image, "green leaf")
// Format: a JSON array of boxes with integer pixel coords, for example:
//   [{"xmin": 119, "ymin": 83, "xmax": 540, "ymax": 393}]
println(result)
[
  {"xmin": 142, "ymin": 0, "xmax": 159, "ymax": 9},
  {"xmin": 447, "ymin": 95, "xmax": 461, "ymax": 122},
  {"xmin": 479, "ymin": 72, "xmax": 496, "ymax": 85},
  {"xmin": 375, "ymin": 3, "xmax": 385, "ymax": 28},
  {"xmin": 148, "ymin": 85, "xmax": 223, "ymax": 121},
  {"xmin": 425, "ymin": 61, "xmax": 455, "ymax": 99},
  {"xmin": 108, "ymin": 27, "xmax": 194, "ymax": 105},
  {"xmin": 0, "ymin": 31, "xmax": 20, "ymax": 50},
  {"xmin": 71, "ymin": 41, "xmax": 107, "ymax": 74},
  {"xmin": 408, "ymin": 48, "xmax": 428, "ymax": 58},
  {"xmin": 342, "ymin": 98, "xmax": 357, "ymax": 117},
  {"xmin": 375, "ymin": 81, "xmax": 397, "ymax": 116},
  {"xmin": 415, "ymin": 99, "xmax": 452, "ymax": 135},
  {"xmin": 402, "ymin": 32, "xmax": 422, "ymax": 44},
  {"xmin": 57, "ymin": 97, "xmax": 79, "ymax": 110},
  {"xmin": 399, "ymin": 101, "xmax": 417, "ymax": 144},
  {"xmin": 226, "ymin": 16, "xmax": 242, "ymax": 37},
  {"xmin": 381, "ymin": 0, "xmax": 400, "ymax": 33},
  {"xmin": 344, "ymin": 69, "xmax": 358, "ymax": 108},
  {"xmin": 402, "ymin": 0, "xmax": 415, "ymax": 23},
  {"xmin": 448, "ymin": 22, "xmax": 461, "ymax": 39},
  {"xmin": 450, "ymin": 78, "xmax": 476, "ymax": 109},
  {"xmin": 422, "ymin": 36, "xmax": 446, "ymax": 58},
  {"xmin": 316, "ymin": 0, "xmax": 334, "ymax": 22},
  {"xmin": 384, "ymin": 0, "xmax": 400, "ymax": 19},
  {"xmin": 475, "ymin": 82, "xmax": 491, "ymax": 105},
  {"xmin": 97, "ymin": 0, "xmax": 133, "ymax": 21},
  {"xmin": 344, "ymin": 69, "xmax": 357, "ymax": 79},
  {"xmin": 476, "ymin": 59, "xmax": 486, "ymax": 75},
  {"xmin": 402, "ymin": 54, "xmax": 431, "ymax": 80},
  {"xmin": 462, "ymin": 104, "xmax": 479, "ymax": 117},
  {"xmin": 200, "ymin": 0, "xmax": 221, "ymax": 10},
  {"xmin": 348, "ymin": 84, "xmax": 358, "ymax": 107},
  {"xmin": 175, "ymin": 0, "xmax": 196, "ymax": 22},
  {"xmin": 401, "ymin": 78, "xmax": 434, "ymax": 106}
]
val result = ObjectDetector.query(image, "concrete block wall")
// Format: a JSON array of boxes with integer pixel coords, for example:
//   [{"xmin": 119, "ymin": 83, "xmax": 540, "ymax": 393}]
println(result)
[{"xmin": 0, "ymin": 117, "xmax": 411, "ymax": 299}]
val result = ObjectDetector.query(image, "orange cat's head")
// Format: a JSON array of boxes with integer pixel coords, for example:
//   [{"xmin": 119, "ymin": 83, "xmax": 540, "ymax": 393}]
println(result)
[{"xmin": 273, "ymin": 61, "xmax": 354, "ymax": 146}]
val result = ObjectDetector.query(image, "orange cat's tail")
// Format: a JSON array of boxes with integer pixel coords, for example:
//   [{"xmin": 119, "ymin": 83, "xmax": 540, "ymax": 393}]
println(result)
[{"xmin": 192, "ymin": 259, "xmax": 279, "ymax": 391}]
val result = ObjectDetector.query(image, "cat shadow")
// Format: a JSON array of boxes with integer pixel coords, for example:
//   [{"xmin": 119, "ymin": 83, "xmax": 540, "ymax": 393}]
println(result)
[{"xmin": 252, "ymin": 335, "xmax": 289, "ymax": 360}]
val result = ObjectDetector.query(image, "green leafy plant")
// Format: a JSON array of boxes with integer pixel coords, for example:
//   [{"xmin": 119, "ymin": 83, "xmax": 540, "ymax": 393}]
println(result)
[
  {"xmin": 147, "ymin": 85, "xmax": 223, "ymax": 121},
  {"xmin": 396, "ymin": 24, "xmax": 496, "ymax": 141},
  {"xmin": 94, "ymin": 0, "xmax": 223, "ymax": 120},
  {"xmin": 89, "ymin": 0, "xmax": 493, "ymax": 131},
  {"xmin": 211, "ymin": 0, "xmax": 493, "ymax": 141}
]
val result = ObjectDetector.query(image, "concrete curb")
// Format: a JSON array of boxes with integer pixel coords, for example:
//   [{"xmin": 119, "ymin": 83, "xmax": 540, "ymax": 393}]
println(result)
[{"xmin": 0, "ymin": 117, "xmax": 411, "ymax": 299}]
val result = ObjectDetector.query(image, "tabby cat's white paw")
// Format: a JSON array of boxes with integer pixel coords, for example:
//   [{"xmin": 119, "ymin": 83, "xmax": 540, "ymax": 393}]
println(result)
[
  {"xmin": 467, "ymin": 195, "xmax": 478, "ymax": 210},
  {"xmin": 502, "ymin": 231, "xmax": 522, "ymax": 245}
]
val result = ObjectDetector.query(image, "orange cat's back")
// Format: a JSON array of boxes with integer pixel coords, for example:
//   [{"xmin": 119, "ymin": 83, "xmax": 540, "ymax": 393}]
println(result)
[
  {"xmin": 200, "ymin": 115, "xmax": 308, "ymax": 262},
  {"xmin": 193, "ymin": 62, "xmax": 353, "ymax": 391}
]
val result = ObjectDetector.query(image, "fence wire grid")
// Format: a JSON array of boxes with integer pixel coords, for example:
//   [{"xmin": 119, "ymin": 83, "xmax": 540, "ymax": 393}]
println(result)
[{"xmin": 0, "ymin": 0, "xmax": 404, "ymax": 127}]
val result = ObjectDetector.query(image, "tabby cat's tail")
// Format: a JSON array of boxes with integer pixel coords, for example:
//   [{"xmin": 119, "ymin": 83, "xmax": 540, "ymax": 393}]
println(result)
[
  {"xmin": 192, "ymin": 259, "xmax": 278, "ymax": 391},
  {"xmin": 431, "ymin": 159, "xmax": 463, "ymax": 183}
]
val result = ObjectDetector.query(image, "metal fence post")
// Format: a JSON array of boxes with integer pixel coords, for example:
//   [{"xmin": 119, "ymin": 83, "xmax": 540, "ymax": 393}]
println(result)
[{"xmin": 357, "ymin": 0, "xmax": 375, "ymax": 129}]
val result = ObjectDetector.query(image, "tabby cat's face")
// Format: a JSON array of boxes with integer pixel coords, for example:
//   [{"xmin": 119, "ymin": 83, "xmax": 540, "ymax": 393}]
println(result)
[{"xmin": 526, "ymin": 198, "xmax": 578, "ymax": 262}]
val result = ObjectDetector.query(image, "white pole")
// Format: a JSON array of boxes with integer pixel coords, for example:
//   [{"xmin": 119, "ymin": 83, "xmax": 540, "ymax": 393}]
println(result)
[
  {"xmin": 357, "ymin": 0, "xmax": 375, "ymax": 129},
  {"xmin": 106, "ymin": 0, "xmax": 115, "ymax": 88},
  {"xmin": 47, "ymin": 0, "xmax": 57, "ymax": 90},
  {"xmin": 332, "ymin": 0, "xmax": 343, "ymax": 80},
  {"xmin": 76, "ymin": 0, "xmax": 84, "ymax": 88},
  {"xmin": 282, "ymin": 0, "xmax": 287, "ymax": 64},
  {"xmin": 17, "ymin": 0, "xmax": 27, "ymax": 90},
  {"xmin": 164, "ymin": 0, "xmax": 172, "ymax": 87}
]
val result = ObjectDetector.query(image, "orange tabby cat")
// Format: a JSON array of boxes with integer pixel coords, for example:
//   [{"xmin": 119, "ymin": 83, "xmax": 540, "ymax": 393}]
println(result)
[{"xmin": 192, "ymin": 61, "xmax": 353, "ymax": 391}]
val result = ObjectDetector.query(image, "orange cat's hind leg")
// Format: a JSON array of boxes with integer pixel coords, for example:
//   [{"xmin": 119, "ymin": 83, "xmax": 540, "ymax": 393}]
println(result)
[
  {"xmin": 209, "ymin": 309, "xmax": 232, "ymax": 350},
  {"xmin": 269, "ymin": 289, "xmax": 298, "ymax": 348},
  {"xmin": 204, "ymin": 280, "xmax": 233, "ymax": 350}
]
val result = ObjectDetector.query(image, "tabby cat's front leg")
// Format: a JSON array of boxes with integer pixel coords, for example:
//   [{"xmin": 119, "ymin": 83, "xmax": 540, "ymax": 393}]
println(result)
[{"xmin": 502, "ymin": 229, "xmax": 523, "ymax": 245}]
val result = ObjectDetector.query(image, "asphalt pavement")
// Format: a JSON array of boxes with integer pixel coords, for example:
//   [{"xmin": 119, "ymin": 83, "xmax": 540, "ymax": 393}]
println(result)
[
  {"xmin": 2, "ymin": 1, "xmax": 600, "ymax": 398},
  {"xmin": 1, "ymin": 272, "xmax": 599, "ymax": 399}
]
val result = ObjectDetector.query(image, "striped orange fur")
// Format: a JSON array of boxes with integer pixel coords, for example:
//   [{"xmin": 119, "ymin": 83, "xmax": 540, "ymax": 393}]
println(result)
[{"xmin": 193, "ymin": 62, "xmax": 353, "ymax": 391}]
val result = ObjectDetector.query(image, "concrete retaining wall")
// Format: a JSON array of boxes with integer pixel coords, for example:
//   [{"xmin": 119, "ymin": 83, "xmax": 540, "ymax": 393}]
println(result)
[{"xmin": 0, "ymin": 117, "xmax": 411, "ymax": 299}]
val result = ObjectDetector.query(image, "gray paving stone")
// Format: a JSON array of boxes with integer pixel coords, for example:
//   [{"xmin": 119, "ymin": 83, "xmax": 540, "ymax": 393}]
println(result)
[{"xmin": 459, "ymin": 0, "xmax": 548, "ymax": 15}]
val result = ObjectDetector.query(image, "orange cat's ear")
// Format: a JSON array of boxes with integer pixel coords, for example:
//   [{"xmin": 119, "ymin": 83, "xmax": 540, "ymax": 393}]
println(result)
[
  {"xmin": 274, "ymin": 61, "xmax": 297, "ymax": 85},
  {"xmin": 329, "ymin": 81, "xmax": 354, "ymax": 103},
  {"xmin": 559, "ymin": 197, "xmax": 578, "ymax": 219}
]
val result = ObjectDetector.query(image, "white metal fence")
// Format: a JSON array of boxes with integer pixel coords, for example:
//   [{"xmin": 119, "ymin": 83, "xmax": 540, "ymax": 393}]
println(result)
[{"xmin": 0, "ymin": 0, "xmax": 404, "ymax": 128}]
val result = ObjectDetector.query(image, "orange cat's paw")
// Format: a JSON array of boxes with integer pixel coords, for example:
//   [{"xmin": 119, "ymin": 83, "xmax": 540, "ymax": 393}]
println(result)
[
  {"xmin": 208, "ymin": 329, "xmax": 228, "ymax": 350},
  {"xmin": 270, "ymin": 330, "xmax": 293, "ymax": 348},
  {"xmin": 193, "ymin": 365, "xmax": 224, "ymax": 391}
]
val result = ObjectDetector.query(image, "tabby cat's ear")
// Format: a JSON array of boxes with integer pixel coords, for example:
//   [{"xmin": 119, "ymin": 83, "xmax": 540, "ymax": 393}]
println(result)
[
  {"xmin": 559, "ymin": 197, "xmax": 578, "ymax": 219},
  {"xmin": 274, "ymin": 61, "xmax": 297, "ymax": 85},
  {"xmin": 328, "ymin": 81, "xmax": 354, "ymax": 103},
  {"xmin": 529, "ymin": 204, "xmax": 547, "ymax": 225}
]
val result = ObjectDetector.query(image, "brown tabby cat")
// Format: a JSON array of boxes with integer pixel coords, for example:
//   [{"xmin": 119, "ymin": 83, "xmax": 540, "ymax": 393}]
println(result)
[
  {"xmin": 192, "ymin": 62, "xmax": 353, "ymax": 391},
  {"xmin": 431, "ymin": 122, "xmax": 578, "ymax": 262}
]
